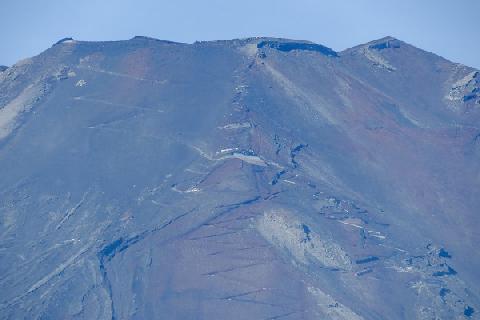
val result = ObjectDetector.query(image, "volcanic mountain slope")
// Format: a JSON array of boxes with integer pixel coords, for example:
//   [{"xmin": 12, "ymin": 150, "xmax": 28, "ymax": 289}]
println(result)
[{"xmin": 0, "ymin": 36, "xmax": 479, "ymax": 319}]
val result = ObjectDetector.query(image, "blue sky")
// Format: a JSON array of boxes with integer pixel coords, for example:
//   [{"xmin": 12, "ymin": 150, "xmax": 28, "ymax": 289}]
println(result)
[{"xmin": 1, "ymin": 0, "xmax": 479, "ymax": 68}]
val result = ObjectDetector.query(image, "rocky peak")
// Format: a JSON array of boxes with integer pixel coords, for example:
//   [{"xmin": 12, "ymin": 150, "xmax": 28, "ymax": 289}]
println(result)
[
  {"xmin": 367, "ymin": 36, "xmax": 402, "ymax": 50},
  {"xmin": 256, "ymin": 39, "xmax": 338, "ymax": 56},
  {"xmin": 53, "ymin": 37, "xmax": 75, "ymax": 46}
]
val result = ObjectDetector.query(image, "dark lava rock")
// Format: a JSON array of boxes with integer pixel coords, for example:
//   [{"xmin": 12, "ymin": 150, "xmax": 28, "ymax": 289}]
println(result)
[{"xmin": 257, "ymin": 40, "xmax": 338, "ymax": 56}]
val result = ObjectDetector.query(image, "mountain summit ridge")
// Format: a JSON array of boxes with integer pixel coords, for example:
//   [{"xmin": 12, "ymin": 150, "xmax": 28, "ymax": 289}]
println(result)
[{"xmin": 0, "ymin": 35, "xmax": 479, "ymax": 319}]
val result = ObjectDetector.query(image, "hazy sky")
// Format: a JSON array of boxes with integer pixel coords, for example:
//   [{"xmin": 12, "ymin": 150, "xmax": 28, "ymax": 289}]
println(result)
[{"xmin": 1, "ymin": 0, "xmax": 479, "ymax": 68}]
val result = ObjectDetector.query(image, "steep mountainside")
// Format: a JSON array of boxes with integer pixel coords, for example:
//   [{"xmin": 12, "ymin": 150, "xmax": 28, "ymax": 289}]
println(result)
[{"xmin": 0, "ymin": 36, "xmax": 479, "ymax": 319}]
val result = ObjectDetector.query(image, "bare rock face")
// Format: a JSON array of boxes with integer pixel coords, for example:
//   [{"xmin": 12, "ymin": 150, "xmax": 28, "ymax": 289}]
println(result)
[
  {"xmin": 0, "ymin": 36, "xmax": 479, "ymax": 319},
  {"xmin": 257, "ymin": 210, "xmax": 352, "ymax": 270}
]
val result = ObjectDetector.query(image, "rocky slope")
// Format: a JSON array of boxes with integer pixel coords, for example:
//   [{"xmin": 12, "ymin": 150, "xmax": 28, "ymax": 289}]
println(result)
[{"xmin": 0, "ymin": 36, "xmax": 479, "ymax": 319}]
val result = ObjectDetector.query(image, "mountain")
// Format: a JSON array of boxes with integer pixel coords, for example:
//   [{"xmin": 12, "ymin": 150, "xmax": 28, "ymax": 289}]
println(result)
[{"xmin": 0, "ymin": 36, "xmax": 479, "ymax": 319}]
